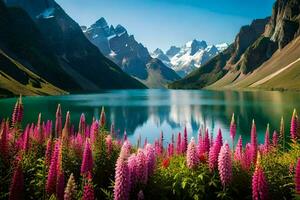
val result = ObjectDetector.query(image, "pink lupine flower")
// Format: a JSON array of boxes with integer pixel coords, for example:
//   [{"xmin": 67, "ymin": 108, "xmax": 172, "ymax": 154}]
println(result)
[
  {"xmin": 295, "ymin": 158, "xmax": 300, "ymax": 194},
  {"xmin": 230, "ymin": 113, "xmax": 236, "ymax": 148},
  {"xmin": 81, "ymin": 139, "xmax": 93, "ymax": 176},
  {"xmin": 46, "ymin": 141, "xmax": 60, "ymax": 195},
  {"xmin": 136, "ymin": 149, "xmax": 148, "ymax": 184},
  {"xmin": 55, "ymin": 104, "xmax": 62, "ymax": 137},
  {"xmin": 263, "ymin": 124, "xmax": 270, "ymax": 154},
  {"xmin": 62, "ymin": 111, "xmax": 71, "ymax": 140},
  {"xmin": 145, "ymin": 144, "xmax": 156, "ymax": 176},
  {"xmin": 114, "ymin": 151, "xmax": 130, "ymax": 200},
  {"xmin": 203, "ymin": 129, "xmax": 210, "ymax": 154},
  {"xmin": 176, "ymin": 132, "xmax": 182, "ymax": 154},
  {"xmin": 252, "ymin": 156, "xmax": 268, "ymax": 200},
  {"xmin": 218, "ymin": 142, "xmax": 232, "ymax": 187},
  {"xmin": 64, "ymin": 173, "xmax": 77, "ymax": 200},
  {"xmin": 11, "ymin": 95, "xmax": 23, "ymax": 127},
  {"xmin": 181, "ymin": 126, "xmax": 188, "ymax": 153},
  {"xmin": 208, "ymin": 129, "xmax": 223, "ymax": 171},
  {"xmin": 56, "ymin": 171, "xmax": 65, "ymax": 200},
  {"xmin": 45, "ymin": 139, "xmax": 53, "ymax": 165},
  {"xmin": 105, "ymin": 135, "xmax": 113, "ymax": 156},
  {"xmin": 241, "ymin": 143, "xmax": 252, "ymax": 171},
  {"xmin": 79, "ymin": 113, "xmax": 86, "ymax": 135},
  {"xmin": 272, "ymin": 131, "xmax": 278, "ymax": 147},
  {"xmin": 128, "ymin": 154, "xmax": 137, "ymax": 189},
  {"xmin": 22, "ymin": 124, "xmax": 30, "ymax": 152},
  {"xmin": 100, "ymin": 107, "xmax": 106, "ymax": 128},
  {"xmin": 120, "ymin": 141, "xmax": 131, "ymax": 157},
  {"xmin": 250, "ymin": 120, "xmax": 258, "ymax": 164},
  {"xmin": 290, "ymin": 109, "xmax": 297, "ymax": 142},
  {"xmin": 167, "ymin": 143, "xmax": 174, "ymax": 157},
  {"xmin": 137, "ymin": 190, "xmax": 144, "ymax": 200},
  {"xmin": 82, "ymin": 173, "xmax": 95, "ymax": 200},
  {"xmin": 90, "ymin": 121, "xmax": 99, "ymax": 144},
  {"xmin": 186, "ymin": 137, "xmax": 199, "ymax": 169},
  {"xmin": 9, "ymin": 160, "xmax": 24, "ymax": 200},
  {"xmin": 234, "ymin": 136, "xmax": 243, "ymax": 163},
  {"xmin": 85, "ymin": 125, "xmax": 90, "ymax": 138}
]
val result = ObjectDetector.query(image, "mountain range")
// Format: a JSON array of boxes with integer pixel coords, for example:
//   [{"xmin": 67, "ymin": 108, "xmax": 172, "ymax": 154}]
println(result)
[
  {"xmin": 0, "ymin": 0, "xmax": 145, "ymax": 96},
  {"xmin": 151, "ymin": 40, "xmax": 228, "ymax": 77},
  {"xmin": 170, "ymin": 0, "xmax": 300, "ymax": 91},
  {"xmin": 83, "ymin": 17, "xmax": 180, "ymax": 88}
]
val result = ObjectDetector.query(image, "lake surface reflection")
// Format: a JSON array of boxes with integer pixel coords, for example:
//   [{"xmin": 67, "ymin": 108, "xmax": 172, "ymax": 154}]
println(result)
[{"xmin": 0, "ymin": 89, "xmax": 299, "ymax": 145}]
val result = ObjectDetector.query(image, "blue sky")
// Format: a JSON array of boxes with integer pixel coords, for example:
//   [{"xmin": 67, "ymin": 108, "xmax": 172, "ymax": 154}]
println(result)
[{"xmin": 56, "ymin": 0, "xmax": 275, "ymax": 52}]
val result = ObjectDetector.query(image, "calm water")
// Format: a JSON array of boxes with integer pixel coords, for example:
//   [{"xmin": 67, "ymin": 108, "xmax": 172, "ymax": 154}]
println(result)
[{"xmin": 0, "ymin": 89, "xmax": 299, "ymax": 145}]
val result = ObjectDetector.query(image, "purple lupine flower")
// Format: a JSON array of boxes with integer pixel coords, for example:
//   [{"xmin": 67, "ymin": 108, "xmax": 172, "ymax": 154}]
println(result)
[
  {"xmin": 136, "ymin": 149, "xmax": 148, "ymax": 184},
  {"xmin": 45, "ymin": 139, "xmax": 53, "ymax": 165},
  {"xmin": 181, "ymin": 126, "xmax": 188, "ymax": 153},
  {"xmin": 250, "ymin": 120, "xmax": 258, "ymax": 164},
  {"xmin": 137, "ymin": 190, "xmax": 144, "ymax": 200},
  {"xmin": 218, "ymin": 142, "xmax": 232, "ymax": 187},
  {"xmin": 114, "ymin": 150, "xmax": 130, "ymax": 200},
  {"xmin": 9, "ymin": 160, "xmax": 24, "ymax": 200},
  {"xmin": 145, "ymin": 144, "xmax": 156, "ymax": 176},
  {"xmin": 230, "ymin": 113, "xmax": 236, "ymax": 148},
  {"xmin": 290, "ymin": 109, "xmax": 297, "ymax": 141},
  {"xmin": 55, "ymin": 104, "xmax": 62, "ymax": 138},
  {"xmin": 263, "ymin": 124, "xmax": 270, "ymax": 154},
  {"xmin": 64, "ymin": 173, "xmax": 77, "ymax": 200},
  {"xmin": 105, "ymin": 135, "xmax": 113, "ymax": 156},
  {"xmin": 128, "ymin": 154, "xmax": 137, "ymax": 190},
  {"xmin": 81, "ymin": 139, "xmax": 93, "ymax": 176},
  {"xmin": 82, "ymin": 173, "xmax": 95, "ymax": 200},
  {"xmin": 176, "ymin": 132, "xmax": 182, "ymax": 154},
  {"xmin": 272, "ymin": 131, "xmax": 278, "ymax": 147},
  {"xmin": 208, "ymin": 129, "xmax": 223, "ymax": 171},
  {"xmin": 79, "ymin": 113, "xmax": 86, "ymax": 135},
  {"xmin": 100, "ymin": 107, "xmax": 106, "ymax": 128},
  {"xmin": 46, "ymin": 141, "xmax": 60, "ymax": 195},
  {"xmin": 252, "ymin": 156, "xmax": 268, "ymax": 200},
  {"xmin": 234, "ymin": 136, "xmax": 243, "ymax": 163},
  {"xmin": 186, "ymin": 137, "xmax": 199, "ymax": 169},
  {"xmin": 295, "ymin": 158, "xmax": 300, "ymax": 194}
]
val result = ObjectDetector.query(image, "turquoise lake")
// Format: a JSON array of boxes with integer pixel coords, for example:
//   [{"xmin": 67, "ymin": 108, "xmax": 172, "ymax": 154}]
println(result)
[{"xmin": 0, "ymin": 89, "xmax": 299, "ymax": 145}]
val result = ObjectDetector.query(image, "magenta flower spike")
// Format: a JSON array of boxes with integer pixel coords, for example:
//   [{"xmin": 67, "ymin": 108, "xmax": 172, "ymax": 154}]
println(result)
[
  {"xmin": 11, "ymin": 95, "xmax": 23, "ymax": 128},
  {"xmin": 56, "ymin": 171, "xmax": 65, "ymax": 200},
  {"xmin": 105, "ymin": 135, "xmax": 113, "ymax": 156},
  {"xmin": 46, "ymin": 141, "xmax": 60, "ymax": 195},
  {"xmin": 22, "ymin": 124, "xmax": 30, "ymax": 152},
  {"xmin": 81, "ymin": 139, "xmax": 93, "ymax": 176},
  {"xmin": 176, "ymin": 132, "xmax": 182, "ymax": 155},
  {"xmin": 263, "ymin": 124, "xmax": 270, "ymax": 154},
  {"xmin": 62, "ymin": 111, "xmax": 71, "ymax": 139},
  {"xmin": 45, "ymin": 139, "xmax": 53, "ymax": 165},
  {"xmin": 136, "ymin": 149, "xmax": 148, "ymax": 184},
  {"xmin": 79, "ymin": 113, "xmax": 86, "ymax": 135},
  {"xmin": 145, "ymin": 144, "xmax": 156, "ymax": 176},
  {"xmin": 128, "ymin": 154, "xmax": 137, "ymax": 189},
  {"xmin": 186, "ymin": 137, "xmax": 199, "ymax": 169},
  {"xmin": 203, "ymin": 129, "xmax": 210, "ymax": 154},
  {"xmin": 82, "ymin": 173, "xmax": 95, "ymax": 200},
  {"xmin": 250, "ymin": 120, "xmax": 258, "ymax": 164},
  {"xmin": 55, "ymin": 104, "xmax": 62, "ymax": 138},
  {"xmin": 272, "ymin": 131, "xmax": 278, "ymax": 147},
  {"xmin": 234, "ymin": 136, "xmax": 243, "ymax": 163},
  {"xmin": 218, "ymin": 142, "xmax": 232, "ymax": 187},
  {"xmin": 295, "ymin": 158, "xmax": 300, "ymax": 194},
  {"xmin": 230, "ymin": 113, "xmax": 236, "ymax": 149},
  {"xmin": 114, "ymin": 151, "xmax": 130, "ymax": 200},
  {"xmin": 9, "ymin": 160, "xmax": 24, "ymax": 200},
  {"xmin": 208, "ymin": 129, "xmax": 223, "ymax": 171},
  {"xmin": 290, "ymin": 109, "xmax": 297, "ymax": 142},
  {"xmin": 252, "ymin": 155, "xmax": 268, "ymax": 200},
  {"xmin": 90, "ymin": 121, "xmax": 99, "ymax": 144},
  {"xmin": 181, "ymin": 126, "xmax": 188, "ymax": 153},
  {"xmin": 64, "ymin": 173, "xmax": 77, "ymax": 200},
  {"xmin": 100, "ymin": 106, "xmax": 106, "ymax": 128},
  {"xmin": 241, "ymin": 143, "xmax": 252, "ymax": 171}
]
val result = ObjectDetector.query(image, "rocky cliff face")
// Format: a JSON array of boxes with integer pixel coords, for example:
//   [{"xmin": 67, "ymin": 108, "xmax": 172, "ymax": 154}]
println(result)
[{"xmin": 4, "ymin": 0, "xmax": 146, "ymax": 91}]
